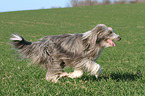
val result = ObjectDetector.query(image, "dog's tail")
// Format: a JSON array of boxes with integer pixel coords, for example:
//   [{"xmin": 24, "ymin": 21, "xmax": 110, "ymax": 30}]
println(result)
[
  {"xmin": 10, "ymin": 34, "xmax": 32, "ymax": 49},
  {"xmin": 10, "ymin": 34, "xmax": 50, "ymax": 67},
  {"xmin": 10, "ymin": 33, "xmax": 34, "ymax": 59}
]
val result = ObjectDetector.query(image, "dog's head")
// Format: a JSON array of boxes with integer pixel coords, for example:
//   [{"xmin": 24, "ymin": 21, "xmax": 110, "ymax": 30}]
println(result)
[{"xmin": 91, "ymin": 24, "xmax": 121, "ymax": 48}]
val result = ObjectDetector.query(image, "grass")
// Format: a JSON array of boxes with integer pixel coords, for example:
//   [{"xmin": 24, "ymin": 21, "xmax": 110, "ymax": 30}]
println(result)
[{"xmin": 0, "ymin": 3, "xmax": 145, "ymax": 95}]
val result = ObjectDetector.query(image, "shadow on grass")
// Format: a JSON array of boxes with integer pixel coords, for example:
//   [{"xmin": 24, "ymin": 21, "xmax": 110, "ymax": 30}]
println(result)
[
  {"xmin": 109, "ymin": 72, "xmax": 142, "ymax": 82},
  {"xmin": 80, "ymin": 71, "xmax": 142, "ymax": 82},
  {"xmin": 80, "ymin": 75, "xmax": 109, "ymax": 81}
]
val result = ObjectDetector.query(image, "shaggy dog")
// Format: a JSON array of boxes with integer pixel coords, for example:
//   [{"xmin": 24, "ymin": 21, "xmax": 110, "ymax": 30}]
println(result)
[{"xmin": 10, "ymin": 24, "xmax": 121, "ymax": 82}]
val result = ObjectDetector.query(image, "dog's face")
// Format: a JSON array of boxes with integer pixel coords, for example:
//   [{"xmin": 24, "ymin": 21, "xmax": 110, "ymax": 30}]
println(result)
[
  {"xmin": 95, "ymin": 24, "xmax": 121, "ymax": 48},
  {"xmin": 103, "ymin": 27, "xmax": 121, "ymax": 47}
]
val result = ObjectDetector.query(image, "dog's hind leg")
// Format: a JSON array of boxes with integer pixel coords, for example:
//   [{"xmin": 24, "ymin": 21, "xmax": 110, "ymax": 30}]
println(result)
[
  {"xmin": 45, "ymin": 61, "xmax": 69, "ymax": 82},
  {"xmin": 46, "ymin": 72, "xmax": 59, "ymax": 83},
  {"xmin": 68, "ymin": 69, "xmax": 83, "ymax": 78},
  {"xmin": 58, "ymin": 61, "xmax": 69, "ymax": 78},
  {"xmin": 46, "ymin": 66, "xmax": 63, "ymax": 82}
]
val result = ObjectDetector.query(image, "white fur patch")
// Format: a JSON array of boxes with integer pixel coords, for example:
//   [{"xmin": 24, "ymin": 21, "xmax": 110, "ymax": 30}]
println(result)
[
  {"xmin": 94, "ymin": 64, "xmax": 102, "ymax": 78},
  {"xmin": 82, "ymin": 60, "xmax": 102, "ymax": 76},
  {"xmin": 10, "ymin": 34, "xmax": 22, "ymax": 41},
  {"xmin": 68, "ymin": 69, "xmax": 83, "ymax": 78}
]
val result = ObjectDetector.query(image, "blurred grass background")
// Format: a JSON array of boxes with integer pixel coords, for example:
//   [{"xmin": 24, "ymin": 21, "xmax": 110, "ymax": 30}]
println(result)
[{"xmin": 0, "ymin": 3, "xmax": 144, "ymax": 95}]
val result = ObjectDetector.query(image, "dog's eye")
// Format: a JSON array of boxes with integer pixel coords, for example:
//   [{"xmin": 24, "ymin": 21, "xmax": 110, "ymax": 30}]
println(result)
[{"xmin": 109, "ymin": 31, "xmax": 113, "ymax": 34}]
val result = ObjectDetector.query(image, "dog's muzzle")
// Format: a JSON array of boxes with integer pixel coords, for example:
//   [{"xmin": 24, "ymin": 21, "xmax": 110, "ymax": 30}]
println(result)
[{"xmin": 117, "ymin": 36, "xmax": 121, "ymax": 41}]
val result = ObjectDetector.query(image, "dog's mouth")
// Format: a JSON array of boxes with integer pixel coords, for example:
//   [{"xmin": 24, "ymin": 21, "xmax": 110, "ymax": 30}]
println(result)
[
  {"xmin": 106, "ymin": 39, "xmax": 116, "ymax": 47},
  {"xmin": 106, "ymin": 37, "xmax": 121, "ymax": 47}
]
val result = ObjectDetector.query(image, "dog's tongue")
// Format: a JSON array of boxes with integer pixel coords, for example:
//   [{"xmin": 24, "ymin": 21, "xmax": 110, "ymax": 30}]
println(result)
[{"xmin": 107, "ymin": 39, "xmax": 116, "ymax": 47}]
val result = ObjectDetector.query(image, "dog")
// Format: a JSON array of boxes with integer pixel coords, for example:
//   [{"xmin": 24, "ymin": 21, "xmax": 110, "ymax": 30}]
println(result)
[{"xmin": 10, "ymin": 24, "xmax": 121, "ymax": 82}]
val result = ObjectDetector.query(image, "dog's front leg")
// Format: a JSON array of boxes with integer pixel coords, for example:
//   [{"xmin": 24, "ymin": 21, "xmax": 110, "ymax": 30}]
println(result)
[{"xmin": 84, "ymin": 60, "xmax": 102, "ymax": 78}]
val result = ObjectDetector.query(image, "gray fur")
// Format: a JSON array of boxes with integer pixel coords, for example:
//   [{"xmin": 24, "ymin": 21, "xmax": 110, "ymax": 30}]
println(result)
[{"xmin": 10, "ymin": 24, "xmax": 121, "ymax": 82}]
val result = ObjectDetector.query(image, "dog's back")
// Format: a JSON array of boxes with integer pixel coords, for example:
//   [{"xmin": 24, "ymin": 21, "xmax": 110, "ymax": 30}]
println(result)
[{"xmin": 10, "ymin": 33, "xmax": 86, "ymax": 66}]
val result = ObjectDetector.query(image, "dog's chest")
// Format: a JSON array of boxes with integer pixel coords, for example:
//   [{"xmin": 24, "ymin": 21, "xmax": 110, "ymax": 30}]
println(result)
[{"xmin": 91, "ymin": 48, "xmax": 104, "ymax": 61}]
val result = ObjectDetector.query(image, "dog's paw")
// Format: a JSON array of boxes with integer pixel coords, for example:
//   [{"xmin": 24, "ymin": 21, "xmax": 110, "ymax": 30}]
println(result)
[
  {"xmin": 95, "ymin": 75, "xmax": 98, "ymax": 78},
  {"xmin": 59, "ymin": 72, "xmax": 69, "ymax": 78}
]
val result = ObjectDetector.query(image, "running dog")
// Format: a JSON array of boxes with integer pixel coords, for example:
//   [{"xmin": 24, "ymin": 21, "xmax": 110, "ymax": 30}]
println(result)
[{"xmin": 10, "ymin": 24, "xmax": 121, "ymax": 82}]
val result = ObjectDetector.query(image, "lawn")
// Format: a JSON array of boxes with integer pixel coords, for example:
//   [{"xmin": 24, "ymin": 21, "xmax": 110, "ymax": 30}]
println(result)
[{"xmin": 0, "ymin": 3, "xmax": 145, "ymax": 95}]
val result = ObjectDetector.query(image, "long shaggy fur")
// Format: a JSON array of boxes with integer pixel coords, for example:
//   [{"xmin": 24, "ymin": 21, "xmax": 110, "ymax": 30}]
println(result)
[{"xmin": 10, "ymin": 24, "xmax": 121, "ymax": 82}]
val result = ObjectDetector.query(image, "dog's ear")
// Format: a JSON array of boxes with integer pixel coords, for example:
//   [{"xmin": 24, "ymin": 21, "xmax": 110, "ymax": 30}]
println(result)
[
  {"xmin": 82, "ymin": 24, "xmax": 107, "ymax": 45},
  {"xmin": 92, "ymin": 24, "xmax": 107, "ymax": 33}
]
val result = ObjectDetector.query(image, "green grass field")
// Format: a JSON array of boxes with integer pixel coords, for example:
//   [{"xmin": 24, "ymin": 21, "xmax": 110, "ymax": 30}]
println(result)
[{"xmin": 0, "ymin": 3, "xmax": 145, "ymax": 95}]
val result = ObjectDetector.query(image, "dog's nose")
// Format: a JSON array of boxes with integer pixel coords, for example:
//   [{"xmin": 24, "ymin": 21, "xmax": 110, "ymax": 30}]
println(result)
[{"xmin": 117, "ymin": 36, "xmax": 121, "ymax": 41}]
